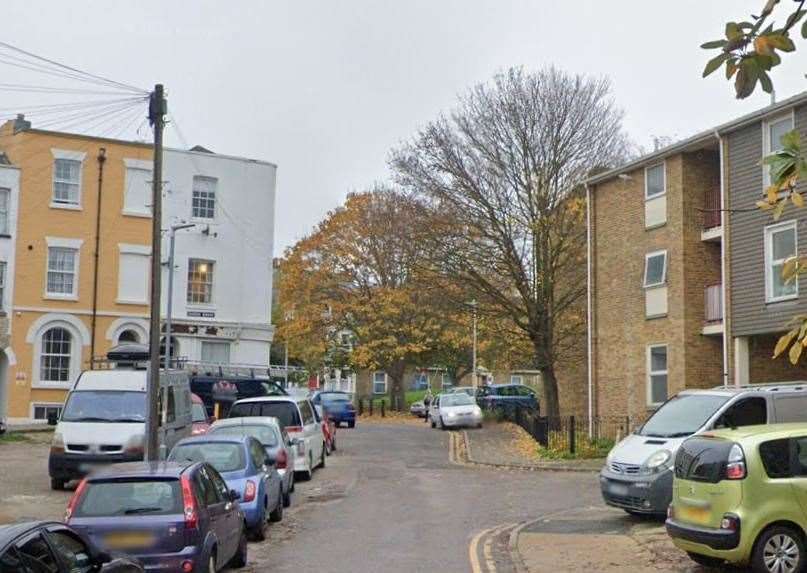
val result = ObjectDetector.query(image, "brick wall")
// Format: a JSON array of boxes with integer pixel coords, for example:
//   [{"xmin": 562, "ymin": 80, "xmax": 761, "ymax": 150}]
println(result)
[
  {"xmin": 748, "ymin": 334, "xmax": 807, "ymax": 382},
  {"xmin": 592, "ymin": 149, "xmax": 724, "ymax": 420}
]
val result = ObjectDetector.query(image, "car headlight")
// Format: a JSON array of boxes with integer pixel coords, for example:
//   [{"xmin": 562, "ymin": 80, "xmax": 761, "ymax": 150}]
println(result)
[
  {"xmin": 473, "ymin": 407, "xmax": 482, "ymax": 416},
  {"xmin": 51, "ymin": 432, "xmax": 64, "ymax": 453},
  {"xmin": 640, "ymin": 450, "xmax": 672, "ymax": 475}
]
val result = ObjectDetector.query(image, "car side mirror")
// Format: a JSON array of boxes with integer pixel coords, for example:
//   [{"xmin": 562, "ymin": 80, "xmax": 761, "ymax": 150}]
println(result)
[{"xmin": 229, "ymin": 489, "xmax": 240, "ymax": 501}]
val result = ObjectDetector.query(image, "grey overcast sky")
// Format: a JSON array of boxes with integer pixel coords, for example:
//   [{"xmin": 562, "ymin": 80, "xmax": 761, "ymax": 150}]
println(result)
[{"xmin": 5, "ymin": 1, "xmax": 807, "ymax": 254}]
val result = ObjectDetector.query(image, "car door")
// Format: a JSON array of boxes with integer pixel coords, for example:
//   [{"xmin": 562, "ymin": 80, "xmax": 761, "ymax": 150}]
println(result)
[
  {"xmin": 299, "ymin": 400, "xmax": 321, "ymax": 463},
  {"xmin": 44, "ymin": 527, "xmax": 96, "ymax": 573},
  {"xmin": 195, "ymin": 465, "xmax": 231, "ymax": 567},
  {"xmin": 249, "ymin": 438, "xmax": 277, "ymax": 509},
  {"xmin": 431, "ymin": 396, "xmax": 440, "ymax": 421},
  {"xmin": 15, "ymin": 531, "xmax": 60, "ymax": 573},
  {"xmin": 206, "ymin": 465, "xmax": 240, "ymax": 558}
]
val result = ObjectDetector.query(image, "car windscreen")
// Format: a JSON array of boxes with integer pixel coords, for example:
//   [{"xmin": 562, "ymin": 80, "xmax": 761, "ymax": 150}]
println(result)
[
  {"xmin": 321, "ymin": 393, "xmax": 351, "ymax": 404},
  {"xmin": 61, "ymin": 391, "xmax": 147, "ymax": 423},
  {"xmin": 674, "ymin": 437, "xmax": 734, "ymax": 483},
  {"xmin": 209, "ymin": 425, "xmax": 279, "ymax": 447},
  {"xmin": 229, "ymin": 402, "xmax": 301, "ymax": 428},
  {"xmin": 191, "ymin": 403, "xmax": 207, "ymax": 423},
  {"xmin": 168, "ymin": 442, "xmax": 246, "ymax": 472},
  {"xmin": 75, "ymin": 479, "xmax": 182, "ymax": 517},
  {"xmin": 638, "ymin": 394, "xmax": 730, "ymax": 438},
  {"xmin": 441, "ymin": 394, "xmax": 475, "ymax": 407}
]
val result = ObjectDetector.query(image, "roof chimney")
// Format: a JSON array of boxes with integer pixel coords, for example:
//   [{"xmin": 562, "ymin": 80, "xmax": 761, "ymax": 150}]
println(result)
[{"xmin": 13, "ymin": 114, "xmax": 31, "ymax": 134}]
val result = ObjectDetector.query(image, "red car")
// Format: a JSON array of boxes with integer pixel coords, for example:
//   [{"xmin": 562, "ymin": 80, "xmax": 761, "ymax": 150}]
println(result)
[
  {"xmin": 191, "ymin": 393, "xmax": 212, "ymax": 435},
  {"xmin": 316, "ymin": 405, "xmax": 337, "ymax": 454}
]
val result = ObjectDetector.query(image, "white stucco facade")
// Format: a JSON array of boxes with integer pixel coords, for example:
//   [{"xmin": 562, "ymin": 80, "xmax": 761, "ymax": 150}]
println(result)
[
  {"xmin": 160, "ymin": 148, "xmax": 276, "ymax": 367},
  {"xmin": 0, "ymin": 163, "xmax": 20, "ymax": 423}
]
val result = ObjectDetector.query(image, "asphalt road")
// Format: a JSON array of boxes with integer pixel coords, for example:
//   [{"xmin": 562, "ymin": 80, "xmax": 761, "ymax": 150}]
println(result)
[{"xmin": 248, "ymin": 421, "xmax": 603, "ymax": 572}]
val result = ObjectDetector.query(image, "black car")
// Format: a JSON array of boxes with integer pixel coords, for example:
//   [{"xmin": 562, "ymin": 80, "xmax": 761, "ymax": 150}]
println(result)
[
  {"xmin": 0, "ymin": 521, "xmax": 143, "ymax": 573},
  {"xmin": 190, "ymin": 376, "xmax": 286, "ymax": 418},
  {"xmin": 477, "ymin": 384, "xmax": 540, "ymax": 413}
]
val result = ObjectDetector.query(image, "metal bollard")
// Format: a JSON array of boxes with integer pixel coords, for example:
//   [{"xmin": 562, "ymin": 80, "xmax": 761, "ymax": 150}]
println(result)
[
  {"xmin": 381, "ymin": 400, "xmax": 386, "ymax": 417},
  {"xmin": 569, "ymin": 415, "xmax": 576, "ymax": 455}
]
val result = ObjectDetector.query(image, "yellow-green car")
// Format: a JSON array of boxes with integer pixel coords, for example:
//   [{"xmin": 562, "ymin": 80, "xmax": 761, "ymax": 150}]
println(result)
[{"xmin": 667, "ymin": 424, "xmax": 807, "ymax": 573}]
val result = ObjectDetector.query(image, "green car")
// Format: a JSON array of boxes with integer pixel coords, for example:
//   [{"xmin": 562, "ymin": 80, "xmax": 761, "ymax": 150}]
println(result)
[{"xmin": 667, "ymin": 423, "xmax": 807, "ymax": 573}]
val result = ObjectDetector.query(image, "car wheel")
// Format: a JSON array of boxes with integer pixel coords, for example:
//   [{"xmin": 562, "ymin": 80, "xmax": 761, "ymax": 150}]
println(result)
[
  {"xmin": 229, "ymin": 529, "xmax": 248, "ymax": 568},
  {"xmin": 50, "ymin": 478, "xmax": 65, "ymax": 491},
  {"xmin": 206, "ymin": 552, "xmax": 217, "ymax": 573},
  {"xmin": 283, "ymin": 485, "xmax": 292, "ymax": 508},
  {"xmin": 430, "ymin": 418, "xmax": 436, "ymax": 428},
  {"xmin": 249, "ymin": 503, "xmax": 267, "ymax": 541},
  {"xmin": 270, "ymin": 492, "xmax": 284, "ymax": 522},
  {"xmin": 348, "ymin": 420, "xmax": 355, "ymax": 429},
  {"xmin": 752, "ymin": 525, "xmax": 804, "ymax": 573},
  {"xmin": 301, "ymin": 454, "xmax": 313, "ymax": 481},
  {"xmin": 685, "ymin": 552, "xmax": 724, "ymax": 568}
]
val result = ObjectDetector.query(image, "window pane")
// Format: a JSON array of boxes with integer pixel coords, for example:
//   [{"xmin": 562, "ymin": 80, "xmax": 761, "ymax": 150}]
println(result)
[
  {"xmin": 644, "ymin": 253, "xmax": 666, "ymax": 286},
  {"xmin": 187, "ymin": 259, "xmax": 214, "ymax": 304},
  {"xmin": 0, "ymin": 189, "xmax": 9, "ymax": 235},
  {"xmin": 761, "ymin": 438, "xmax": 793, "ymax": 478},
  {"xmin": 192, "ymin": 176, "xmax": 216, "ymax": 219},
  {"xmin": 650, "ymin": 374, "xmax": 667, "ymax": 404},
  {"xmin": 41, "ymin": 328, "xmax": 72, "ymax": 382},
  {"xmin": 646, "ymin": 164, "xmax": 664, "ymax": 197},
  {"xmin": 770, "ymin": 118, "xmax": 793, "ymax": 153},
  {"xmin": 17, "ymin": 534, "xmax": 59, "ymax": 573},
  {"xmin": 772, "ymin": 262, "xmax": 798, "ymax": 298},
  {"xmin": 201, "ymin": 341, "xmax": 230, "ymax": 364},
  {"xmin": 47, "ymin": 248, "xmax": 76, "ymax": 295},
  {"xmin": 650, "ymin": 346, "xmax": 667, "ymax": 372},
  {"xmin": 772, "ymin": 228, "xmax": 796, "ymax": 260}
]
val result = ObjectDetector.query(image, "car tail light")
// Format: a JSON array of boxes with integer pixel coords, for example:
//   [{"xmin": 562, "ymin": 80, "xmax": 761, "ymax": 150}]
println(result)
[
  {"xmin": 721, "ymin": 514, "xmax": 740, "ymax": 531},
  {"xmin": 64, "ymin": 478, "xmax": 88, "ymax": 522},
  {"xmin": 285, "ymin": 426, "xmax": 302, "ymax": 433},
  {"xmin": 181, "ymin": 560, "xmax": 194, "ymax": 573},
  {"xmin": 180, "ymin": 476, "xmax": 198, "ymax": 529},
  {"xmin": 243, "ymin": 480, "xmax": 257, "ymax": 503},
  {"xmin": 725, "ymin": 444, "xmax": 746, "ymax": 480},
  {"xmin": 276, "ymin": 449, "xmax": 288, "ymax": 470}
]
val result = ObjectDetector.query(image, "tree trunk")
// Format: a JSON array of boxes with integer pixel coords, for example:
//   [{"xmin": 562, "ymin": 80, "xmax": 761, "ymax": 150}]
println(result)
[
  {"xmin": 540, "ymin": 364, "xmax": 561, "ymax": 419},
  {"xmin": 388, "ymin": 375, "xmax": 406, "ymax": 411}
]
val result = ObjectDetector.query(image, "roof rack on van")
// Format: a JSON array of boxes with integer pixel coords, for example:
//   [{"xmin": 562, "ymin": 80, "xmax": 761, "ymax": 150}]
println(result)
[
  {"xmin": 711, "ymin": 381, "xmax": 807, "ymax": 391},
  {"xmin": 183, "ymin": 360, "xmax": 272, "ymax": 379}
]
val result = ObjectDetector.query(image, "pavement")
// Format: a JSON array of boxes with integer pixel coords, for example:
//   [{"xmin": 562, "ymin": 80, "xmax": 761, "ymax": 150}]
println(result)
[{"xmin": 0, "ymin": 420, "xmax": 723, "ymax": 572}]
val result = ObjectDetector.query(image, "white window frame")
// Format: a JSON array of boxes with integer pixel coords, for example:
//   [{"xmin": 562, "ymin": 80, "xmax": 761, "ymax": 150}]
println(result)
[
  {"xmin": 31, "ymin": 402, "xmax": 63, "ymax": 422},
  {"xmin": 50, "ymin": 149, "xmax": 86, "ymax": 210},
  {"xmin": 644, "ymin": 162, "xmax": 666, "ymax": 200},
  {"xmin": 39, "ymin": 326, "xmax": 74, "ymax": 385},
  {"xmin": 643, "ymin": 250, "xmax": 668, "ymax": 288},
  {"xmin": 191, "ymin": 175, "xmax": 217, "ymax": 220},
  {"xmin": 763, "ymin": 110, "xmax": 796, "ymax": 189},
  {"xmin": 44, "ymin": 237, "xmax": 83, "ymax": 300},
  {"xmin": 646, "ymin": 344, "xmax": 669, "ymax": 407},
  {"xmin": 187, "ymin": 258, "xmax": 215, "ymax": 306},
  {"xmin": 510, "ymin": 375, "xmax": 523, "ymax": 385},
  {"xmin": 765, "ymin": 220, "xmax": 799, "ymax": 303},
  {"xmin": 373, "ymin": 371, "xmax": 387, "ymax": 394},
  {"xmin": 116, "ymin": 243, "xmax": 150, "ymax": 305},
  {"xmin": 200, "ymin": 340, "xmax": 231, "ymax": 364},
  {"xmin": 122, "ymin": 158, "xmax": 153, "ymax": 218},
  {"xmin": 0, "ymin": 188, "xmax": 10, "ymax": 236},
  {"xmin": 0, "ymin": 260, "xmax": 7, "ymax": 311}
]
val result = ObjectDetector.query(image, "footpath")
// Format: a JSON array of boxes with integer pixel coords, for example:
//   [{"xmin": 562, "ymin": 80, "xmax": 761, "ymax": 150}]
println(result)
[{"xmin": 461, "ymin": 423, "xmax": 702, "ymax": 573}]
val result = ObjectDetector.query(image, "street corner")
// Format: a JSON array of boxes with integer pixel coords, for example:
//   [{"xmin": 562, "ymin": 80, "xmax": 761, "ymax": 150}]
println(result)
[{"xmin": 514, "ymin": 506, "xmax": 701, "ymax": 573}]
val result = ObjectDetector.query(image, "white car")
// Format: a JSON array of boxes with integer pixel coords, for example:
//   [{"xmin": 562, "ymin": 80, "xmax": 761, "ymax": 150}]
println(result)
[
  {"xmin": 429, "ymin": 393, "xmax": 483, "ymax": 430},
  {"xmin": 229, "ymin": 395, "xmax": 325, "ymax": 480}
]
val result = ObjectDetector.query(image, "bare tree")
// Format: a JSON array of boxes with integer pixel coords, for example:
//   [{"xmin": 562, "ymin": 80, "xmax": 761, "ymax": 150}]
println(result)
[{"xmin": 392, "ymin": 67, "xmax": 631, "ymax": 418}]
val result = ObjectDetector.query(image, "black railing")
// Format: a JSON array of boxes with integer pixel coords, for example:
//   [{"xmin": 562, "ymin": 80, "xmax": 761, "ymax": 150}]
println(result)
[{"xmin": 500, "ymin": 406, "xmax": 637, "ymax": 456}]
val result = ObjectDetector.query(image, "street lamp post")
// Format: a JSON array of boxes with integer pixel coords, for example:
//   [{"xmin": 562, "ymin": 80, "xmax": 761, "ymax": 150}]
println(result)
[
  {"xmin": 469, "ymin": 299, "xmax": 478, "ymax": 389},
  {"xmin": 165, "ymin": 222, "xmax": 196, "ymax": 368}
]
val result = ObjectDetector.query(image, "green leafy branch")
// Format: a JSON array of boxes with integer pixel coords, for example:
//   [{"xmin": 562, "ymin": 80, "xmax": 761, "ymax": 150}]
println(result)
[{"xmin": 702, "ymin": 0, "xmax": 805, "ymax": 98}]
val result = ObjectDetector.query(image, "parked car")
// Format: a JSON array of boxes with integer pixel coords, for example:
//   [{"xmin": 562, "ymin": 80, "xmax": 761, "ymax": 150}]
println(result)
[
  {"xmin": 410, "ymin": 401, "xmax": 426, "ymax": 418},
  {"xmin": 476, "ymin": 384, "xmax": 539, "ymax": 413},
  {"xmin": 207, "ymin": 417, "xmax": 294, "ymax": 508},
  {"xmin": 310, "ymin": 391, "xmax": 356, "ymax": 428},
  {"xmin": 191, "ymin": 394, "xmax": 212, "ymax": 436},
  {"xmin": 666, "ymin": 423, "xmax": 807, "ymax": 572},
  {"xmin": 0, "ymin": 520, "xmax": 144, "ymax": 573},
  {"xmin": 314, "ymin": 405, "xmax": 336, "ymax": 455},
  {"xmin": 168, "ymin": 435, "xmax": 283, "ymax": 541},
  {"xmin": 602, "ymin": 383, "xmax": 807, "ymax": 517},
  {"xmin": 190, "ymin": 376, "xmax": 286, "ymax": 419},
  {"xmin": 430, "ymin": 392, "xmax": 483, "ymax": 429},
  {"xmin": 49, "ymin": 345, "xmax": 193, "ymax": 490},
  {"xmin": 228, "ymin": 396, "xmax": 325, "ymax": 480},
  {"xmin": 65, "ymin": 461, "xmax": 247, "ymax": 573}
]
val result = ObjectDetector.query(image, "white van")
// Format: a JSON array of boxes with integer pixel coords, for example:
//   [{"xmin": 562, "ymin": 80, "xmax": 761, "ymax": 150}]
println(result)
[
  {"xmin": 601, "ymin": 382, "xmax": 807, "ymax": 516},
  {"xmin": 48, "ymin": 348, "xmax": 192, "ymax": 489}
]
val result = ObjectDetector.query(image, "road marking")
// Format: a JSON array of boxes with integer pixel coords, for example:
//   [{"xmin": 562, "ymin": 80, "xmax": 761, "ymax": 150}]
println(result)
[{"xmin": 469, "ymin": 522, "xmax": 517, "ymax": 573}]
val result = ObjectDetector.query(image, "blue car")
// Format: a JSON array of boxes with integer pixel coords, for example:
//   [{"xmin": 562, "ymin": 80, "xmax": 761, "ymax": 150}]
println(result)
[
  {"xmin": 66, "ymin": 461, "xmax": 247, "ymax": 573},
  {"xmin": 169, "ymin": 435, "xmax": 283, "ymax": 541},
  {"xmin": 310, "ymin": 391, "xmax": 356, "ymax": 428}
]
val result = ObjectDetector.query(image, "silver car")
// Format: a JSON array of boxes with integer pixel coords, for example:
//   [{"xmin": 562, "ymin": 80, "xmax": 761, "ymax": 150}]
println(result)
[
  {"xmin": 430, "ymin": 393, "xmax": 483, "ymax": 429},
  {"xmin": 410, "ymin": 401, "xmax": 426, "ymax": 417},
  {"xmin": 208, "ymin": 416, "xmax": 295, "ymax": 507}
]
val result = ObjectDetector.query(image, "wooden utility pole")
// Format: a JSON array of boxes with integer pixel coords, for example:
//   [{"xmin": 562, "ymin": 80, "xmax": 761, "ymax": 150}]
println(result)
[{"xmin": 145, "ymin": 84, "xmax": 166, "ymax": 461}]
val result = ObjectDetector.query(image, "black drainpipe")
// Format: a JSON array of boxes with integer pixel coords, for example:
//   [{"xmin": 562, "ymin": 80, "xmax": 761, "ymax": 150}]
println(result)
[{"xmin": 90, "ymin": 148, "xmax": 106, "ymax": 367}]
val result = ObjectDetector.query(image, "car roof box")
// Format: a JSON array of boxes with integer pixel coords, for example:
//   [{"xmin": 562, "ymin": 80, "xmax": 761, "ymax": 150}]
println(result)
[{"xmin": 107, "ymin": 343, "xmax": 150, "ymax": 363}]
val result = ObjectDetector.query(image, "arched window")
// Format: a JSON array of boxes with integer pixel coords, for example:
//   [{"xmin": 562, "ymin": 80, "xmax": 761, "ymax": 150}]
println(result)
[
  {"xmin": 41, "ymin": 327, "xmax": 72, "ymax": 383},
  {"xmin": 118, "ymin": 329, "xmax": 140, "ymax": 344}
]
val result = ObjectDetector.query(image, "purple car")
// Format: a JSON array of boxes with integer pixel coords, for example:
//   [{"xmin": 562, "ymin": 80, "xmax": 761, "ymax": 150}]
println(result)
[{"xmin": 65, "ymin": 461, "xmax": 247, "ymax": 573}]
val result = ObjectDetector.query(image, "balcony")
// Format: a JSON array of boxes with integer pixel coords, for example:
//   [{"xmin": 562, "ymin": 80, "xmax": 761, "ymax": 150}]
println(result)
[
  {"xmin": 703, "ymin": 283, "xmax": 724, "ymax": 335},
  {"xmin": 702, "ymin": 187, "xmax": 723, "ymax": 242}
]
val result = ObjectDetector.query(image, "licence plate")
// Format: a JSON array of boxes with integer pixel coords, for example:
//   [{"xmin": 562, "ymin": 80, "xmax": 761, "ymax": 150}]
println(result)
[
  {"xmin": 104, "ymin": 531, "xmax": 156, "ymax": 550},
  {"xmin": 679, "ymin": 505, "xmax": 711, "ymax": 525},
  {"xmin": 608, "ymin": 483, "xmax": 629, "ymax": 497},
  {"xmin": 79, "ymin": 463, "xmax": 101, "ymax": 473}
]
